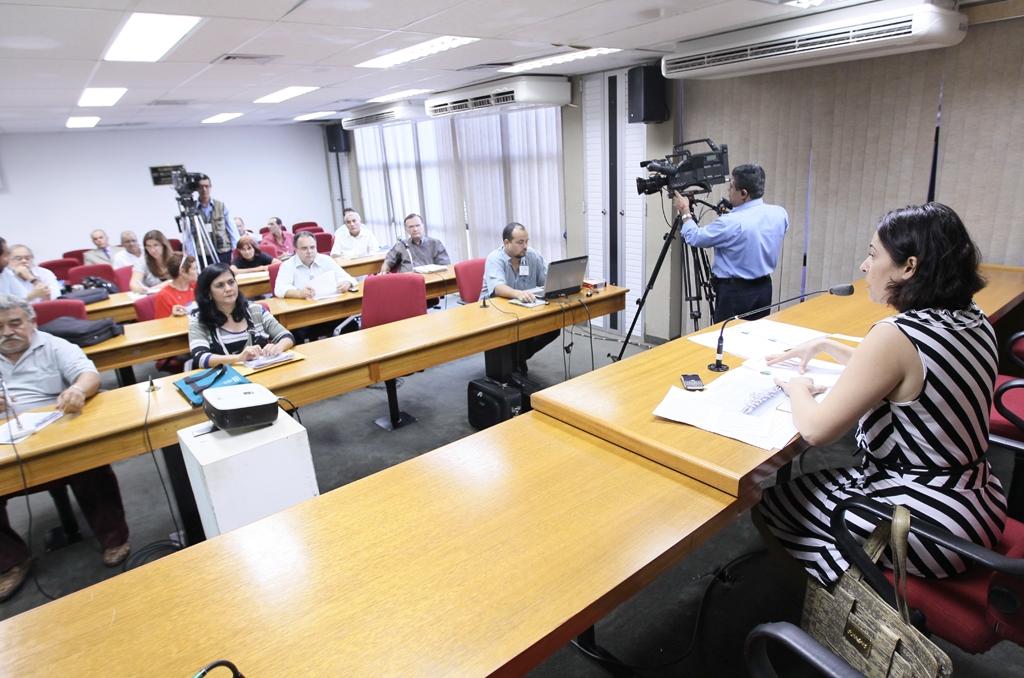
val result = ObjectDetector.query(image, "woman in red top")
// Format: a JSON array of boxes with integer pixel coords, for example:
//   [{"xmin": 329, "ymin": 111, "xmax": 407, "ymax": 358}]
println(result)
[{"xmin": 153, "ymin": 253, "xmax": 197, "ymax": 318}]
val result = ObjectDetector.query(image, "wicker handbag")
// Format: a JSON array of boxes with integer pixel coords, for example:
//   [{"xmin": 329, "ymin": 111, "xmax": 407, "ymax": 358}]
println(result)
[{"xmin": 801, "ymin": 505, "xmax": 953, "ymax": 677}]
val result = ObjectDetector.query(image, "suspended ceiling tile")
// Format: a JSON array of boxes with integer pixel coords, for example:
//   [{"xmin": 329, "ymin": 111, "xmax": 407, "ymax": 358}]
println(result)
[
  {"xmin": 283, "ymin": 0, "xmax": 468, "ymax": 32},
  {"xmin": 0, "ymin": 58, "xmax": 95, "ymax": 89},
  {"xmin": 132, "ymin": 0, "xmax": 301, "ymax": 21},
  {"xmin": 3, "ymin": 89, "xmax": 81, "ymax": 108},
  {"xmin": 88, "ymin": 61, "xmax": 209, "ymax": 88},
  {"xmin": 163, "ymin": 17, "xmax": 274, "ymax": 64},
  {"xmin": 238, "ymin": 23, "xmax": 387, "ymax": 66},
  {"xmin": 0, "ymin": 5, "xmax": 123, "ymax": 60},
  {"xmin": 407, "ymin": 0, "xmax": 601, "ymax": 38},
  {"xmin": 408, "ymin": 38, "xmax": 558, "ymax": 71}
]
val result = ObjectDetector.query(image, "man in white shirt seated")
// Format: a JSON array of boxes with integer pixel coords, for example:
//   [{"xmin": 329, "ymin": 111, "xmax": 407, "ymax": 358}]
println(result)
[
  {"xmin": 0, "ymin": 243, "xmax": 61, "ymax": 303},
  {"xmin": 274, "ymin": 231, "xmax": 356, "ymax": 299},
  {"xmin": 112, "ymin": 231, "xmax": 143, "ymax": 269},
  {"xmin": 330, "ymin": 208, "xmax": 380, "ymax": 262},
  {"xmin": 83, "ymin": 229, "xmax": 123, "ymax": 265}
]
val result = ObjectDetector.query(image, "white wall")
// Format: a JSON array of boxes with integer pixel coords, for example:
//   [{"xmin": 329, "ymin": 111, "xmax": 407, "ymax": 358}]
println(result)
[{"xmin": 0, "ymin": 124, "xmax": 334, "ymax": 261}]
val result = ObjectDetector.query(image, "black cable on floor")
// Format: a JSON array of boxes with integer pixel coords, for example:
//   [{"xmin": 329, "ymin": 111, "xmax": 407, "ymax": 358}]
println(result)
[
  {"xmin": 8, "ymin": 431, "xmax": 57, "ymax": 600},
  {"xmin": 577, "ymin": 295, "xmax": 596, "ymax": 372},
  {"xmin": 276, "ymin": 396, "xmax": 302, "ymax": 425},
  {"xmin": 571, "ymin": 548, "xmax": 768, "ymax": 673}
]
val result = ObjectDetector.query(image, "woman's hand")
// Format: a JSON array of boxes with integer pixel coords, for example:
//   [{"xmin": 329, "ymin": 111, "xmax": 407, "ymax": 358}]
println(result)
[
  {"xmin": 775, "ymin": 376, "xmax": 827, "ymax": 397},
  {"xmin": 765, "ymin": 339, "xmax": 823, "ymax": 374},
  {"xmin": 262, "ymin": 342, "xmax": 283, "ymax": 358},
  {"xmin": 238, "ymin": 345, "xmax": 263, "ymax": 362},
  {"xmin": 171, "ymin": 304, "xmax": 187, "ymax": 317}
]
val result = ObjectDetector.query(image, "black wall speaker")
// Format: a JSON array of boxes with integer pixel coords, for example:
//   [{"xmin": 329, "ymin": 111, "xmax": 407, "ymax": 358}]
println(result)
[
  {"xmin": 627, "ymin": 64, "xmax": 669, "ymax": 124},
  {"xmin": 325, "ymin": 125, "xmax": 351, "ymax": 153}
]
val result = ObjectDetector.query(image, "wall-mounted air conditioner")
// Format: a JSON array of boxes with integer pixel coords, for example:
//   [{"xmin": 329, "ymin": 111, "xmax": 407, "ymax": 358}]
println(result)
[
  {"xmin": 662, "ymin": 0, "xmax": 966, "ymax": 80},
  {"xmin": 341, "ymin": 102, "xmax": 428, "ymax": 130},
  {"xmin": 424, "ymin": 76, "xmax": 571, "ymax": 118}
]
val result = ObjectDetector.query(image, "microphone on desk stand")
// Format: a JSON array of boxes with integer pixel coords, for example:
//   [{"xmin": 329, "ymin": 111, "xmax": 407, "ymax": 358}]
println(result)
[
  {"xmin": 707, "ymin": 283, "xmax": 855, "ymax": 373},
  {"xmin": 0, "ymin": 374, "xmax": 23, "ymax": 431}
]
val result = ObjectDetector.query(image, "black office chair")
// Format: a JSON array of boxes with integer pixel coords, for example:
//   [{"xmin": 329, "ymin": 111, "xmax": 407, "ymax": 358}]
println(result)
[{"xmin": 745, "ymin": 622, "xmax": 861, "ymax": 678}]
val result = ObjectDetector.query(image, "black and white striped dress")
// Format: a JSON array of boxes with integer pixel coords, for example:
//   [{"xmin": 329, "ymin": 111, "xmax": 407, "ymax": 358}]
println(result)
[{"xmin": 759, "ymin": 304, "xmax": 1006, "ymax": 586}]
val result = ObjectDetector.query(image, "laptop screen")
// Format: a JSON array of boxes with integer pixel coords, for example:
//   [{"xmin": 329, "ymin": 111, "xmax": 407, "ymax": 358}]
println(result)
[{"xmin": 543, "ymin": 255, "xmax": 588, "ymax": 299}]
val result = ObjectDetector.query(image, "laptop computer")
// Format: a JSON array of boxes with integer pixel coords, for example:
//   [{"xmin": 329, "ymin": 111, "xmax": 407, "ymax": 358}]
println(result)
[{"xmin": 516, "ymin": 255, "xmax": 589, "ymax": 305}]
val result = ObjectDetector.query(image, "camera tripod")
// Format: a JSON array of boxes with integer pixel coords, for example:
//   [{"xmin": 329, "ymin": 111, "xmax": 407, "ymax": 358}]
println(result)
[
  {"xmin": 176, "ymin": 198, "xmax": 220, "ymax": 270},
  {"xmin": 612, "ymin": 192, "xmax": 726, "ymax": 362}
]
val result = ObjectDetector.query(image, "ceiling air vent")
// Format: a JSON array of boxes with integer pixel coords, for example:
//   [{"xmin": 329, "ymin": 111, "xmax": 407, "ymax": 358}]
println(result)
[
  {"xmin": 149, "ymin": 99, "xmax": 194, "ymax": 106},
  {"xmin": 213, "ymin": 53, "xmax": 280, "ymax": 65},
  {"xmin": 425, "ymin": 76, "xmax": 570, "ymax": 118},
  {"xmin": 341, "ymin": 102, "xmax": 427, "ymax": 130}
]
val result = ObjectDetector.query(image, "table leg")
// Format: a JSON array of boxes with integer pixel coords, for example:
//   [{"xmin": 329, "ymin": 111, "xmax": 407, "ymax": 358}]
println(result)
[
  {"xmin": 44, "ymin": 486, "xmax": 83, "ymax": 552},
  {"xmin": 484, "ymin": 346, "xmax": 515, "ymax": 381},
  {"xmin": 160, "ymin": 444, "xmax": 206, "ymax": 546}
]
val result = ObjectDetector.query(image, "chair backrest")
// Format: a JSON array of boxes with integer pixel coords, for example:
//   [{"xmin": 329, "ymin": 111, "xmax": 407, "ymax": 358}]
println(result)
[
  {"xmin": 169, "ymin": 238, "xmax": 183, "ymax": 252},
  {"xmin": 314, "ymin": 232, "xmax": 333, "ymax": 254},
  {"xmin": 39, "ymin": 258, "xmax": 80, "ymax": 281},
  {"xmin": 268, "ymin": 262, "xmax": 282, "ymax": 294},
  {"xmin": 114, "ymin": 265, "xmax": 133, "ymax": 292},
  {"xmin": 259, "ymin": 242, "xmax": 279, "ymax": 259},
  {"xmin": 62, "ymin": 249, "xmax": 89, "ymax": 265},
  {"xmin": 68, "ymin": 263, "xmax": 116, "ymax": 286},
  {"xmin": 361, "ymin": 273, "xmax": 427, "ymax": 329},
  {"xmin": 34, "ymin": 299, "xmax": 87, "ymax": 325},
  {"xmin": 259, "ymin": 226, "xmax": 271, "ymax": 235},
  {"xmin": 454, "ymin": 258, "xmax": 486, "ymax": 303},
  {"xmin": 133, "ymin": 295, "xmax": 157, "ymax": 322},
  {"xmin": 292, "ymin": 222, "xmax": 319, "ymax": 232}
]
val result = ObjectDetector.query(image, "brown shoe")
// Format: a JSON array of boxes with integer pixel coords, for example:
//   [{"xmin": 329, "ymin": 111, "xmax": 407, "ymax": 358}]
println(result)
[
  {"xmin": 102, "ymin": 542, "xmax": 131, "ymax": 567},
  {"xmin": 0, "ymin": 561, "xmax": 30, "ymax": 602}
]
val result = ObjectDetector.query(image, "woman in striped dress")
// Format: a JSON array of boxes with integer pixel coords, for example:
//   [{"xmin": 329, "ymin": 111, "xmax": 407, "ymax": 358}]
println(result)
[{"xmin": 757, "ymin": 202, "xmax": 1006, "ymax": 586}]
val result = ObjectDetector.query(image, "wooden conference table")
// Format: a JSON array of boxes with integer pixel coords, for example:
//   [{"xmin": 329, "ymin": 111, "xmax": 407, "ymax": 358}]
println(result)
[
  {"xmin": 0, "ymin": 412, "xmax": 744, "ymax": 676},
  {"xmin": 83, "ymin": 253, "xmax": 387, "ymax": 323},
  {"xmin": 0, "ymin": 286, "xmax": 626, "ymax": 495},
  {"xmin": 83, "ymin": 266, "xmax": 458, "ymax": 373},
  {"xmin": 532, "ymin": 264, "xmax": 1024, "ymax": 500}
]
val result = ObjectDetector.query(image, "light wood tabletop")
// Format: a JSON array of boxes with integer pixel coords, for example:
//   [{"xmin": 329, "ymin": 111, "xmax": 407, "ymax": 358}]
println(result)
[
  {"xmin": 0, "ymin": 412, "xmax": 741, "ymax": 677},
  {"xmin": 1, "ymin": 287, "xmax": 626, "ymax": 494},
  {"xmin": 532, "ymin": 265, "xmax": 1024, "ymax": 499},
  {"xmin": 82, "ymin": 267, "xmax": 459, "ymax": 372},
  {"xmin": 83, "ymin": 253, "xmax": 387, "ymax": 322}
]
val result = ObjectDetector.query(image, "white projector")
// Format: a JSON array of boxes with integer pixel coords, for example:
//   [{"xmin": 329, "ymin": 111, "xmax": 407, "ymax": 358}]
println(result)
[{"xmin": 203, "ymin": 383, "xmax": 280, "ymax": 431}]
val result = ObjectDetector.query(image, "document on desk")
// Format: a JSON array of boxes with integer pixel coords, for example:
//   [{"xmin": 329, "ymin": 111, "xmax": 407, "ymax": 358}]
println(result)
[
  {"xmin": 309, "ymin": 271, "xmax": 343, "ymax": 300},
  {"xmin": 688, "ymin": 319, "xmax": 828, "ymax": 360},
  {"xmin": 237, "ymin": 350, "xmax": 305, "ymax": 375},
  {"xmin": 0, "ymin": 411, "xmax": 64, "ymax": 445}
]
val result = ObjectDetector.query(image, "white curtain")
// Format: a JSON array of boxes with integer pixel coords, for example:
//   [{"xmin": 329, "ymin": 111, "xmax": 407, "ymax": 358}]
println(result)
[
  {"xmin": 455, "ymin": 114, "xmax": 508, "ymax": 259},
  {"xmin": 416, "ymin": 118, "xmax": 469, "ymax": 262},
  {"xmin": 505, "ymin": 107, "xmax": 565, "ymax": 261},
  {"xmin": 381, "ymin": 122, "xmax": 421, "ymax": 240},
  {"xmin": 352, "ymin": 126, "xmax": 393, "ymax": 242}
]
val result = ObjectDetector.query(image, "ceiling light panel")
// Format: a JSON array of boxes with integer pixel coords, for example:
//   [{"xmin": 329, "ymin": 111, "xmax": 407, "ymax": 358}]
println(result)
[
  {"xmin": 66, "ymin": 116, "xmax": 101, "ymax": 128},
  {"xmin": 201, "ymin": 112, "xmax": 243, "ymax": 123},
  {"xmin": 356, "ymin": 36, "xmax": 480, "ymax": 69},
  {"xmin": 293, "ymin": 111, "xmax": 337, "ymax": 121},
  {"xmin": 253, "ymin": 86, "xmax": 320, "ymax": 103},
  {"xmin": 104, "ymin": 13, "xmax": 202, "ymax": 62},
  {"xmin": 499, "ymin": 47, "xmax": 622, "ymax": 73},
  {"xmin": 78, "ymin": 87, "xmax": 127, "ymax": 107}
]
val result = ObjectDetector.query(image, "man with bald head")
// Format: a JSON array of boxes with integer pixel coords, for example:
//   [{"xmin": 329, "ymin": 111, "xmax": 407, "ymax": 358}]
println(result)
[
  {"xmin": 84, "ymin": 229, "xmax": 122, "ymax": 265},
  {"xmin": 113, "ymin": 230, "xmax": 143, "ymax": 269}
]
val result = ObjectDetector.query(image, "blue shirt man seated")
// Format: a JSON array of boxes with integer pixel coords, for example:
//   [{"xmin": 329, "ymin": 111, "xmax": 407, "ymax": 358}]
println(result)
[
  {"xmin": 482, "ymin": 223, "xmax": 559, "ymax": 375},
  {"xmin": 0, "ymin": 294, "xmax": 131, "ymax": 602},
  {"xmin": 673, "ymin": 163, "xmax": 789, "ymax": 322}
]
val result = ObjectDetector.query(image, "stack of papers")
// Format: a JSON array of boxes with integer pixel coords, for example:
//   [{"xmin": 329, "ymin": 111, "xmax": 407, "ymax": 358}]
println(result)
[
  {"xmin": 688, "ymin": 319, "xmax": 828, "ymax": 360},
  {"xmin": 243, "ymin": 352, "xmax": 295, "ymax": 370},
  {"xmin": 0, "ymin": 411, "xmax": 64, "ymax": 444},
  {"xmin": 307, "ymin": 271, "xmax": 356, "ymax": 300},
  {"xmin": 413, "ymin": 264, "xmax": 447, "ymax": 274}
]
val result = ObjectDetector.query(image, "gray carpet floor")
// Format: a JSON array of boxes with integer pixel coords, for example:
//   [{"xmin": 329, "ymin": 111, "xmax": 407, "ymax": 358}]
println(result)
[{"xmin": 3, "ymin": 304, "xmax": 1023, "ymax": 676}]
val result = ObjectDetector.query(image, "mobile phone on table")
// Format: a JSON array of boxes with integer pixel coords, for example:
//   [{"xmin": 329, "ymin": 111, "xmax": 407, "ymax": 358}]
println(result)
[{"xmin": 681, "ymin": 373, "xmax": 704, "ymax": 391}]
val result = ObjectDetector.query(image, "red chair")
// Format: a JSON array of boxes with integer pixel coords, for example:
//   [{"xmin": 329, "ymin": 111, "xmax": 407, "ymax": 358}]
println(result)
[
  {"xmin": 133, "ymin": 295, "xmax": 156, "ymax": 322},
  {"xmin": 169, "ymin": 238, "xmax": 183, "ymax": 252},
  {"xmin": 268, "ymin": 262, "xmax": 282, "ymax": 295},
  {"xmin": 454, "ymin": 258, "xmax": 486, "ymax": 304},
  {"xmin": 259, "ymin": 242, "xmax": 279, "ymax": 259},
  {"xmin": 361, "ymin": 273, "xmax": 427, "ymax": 430},
  {"xmin": 314, "ymin": 232, "xmax": 333, "ymax": 254},
  {"xmin": 833, "ymin": 496, "xmax": 1024, "ymax": 656},
  {"xmin": 67, "ymin": 264, "xmax": 116, "ymax": 287},
  {"xmin": 62, "ymin": 249, "xmax": 89, "ymax": 265},
  {"xmin": 114, "ymin": 266, "xmax": 133, "ymax": 293},
  {"xmin": 39, "ymin": 258, "xmax": 80, "ymax": 281},
  {"xmin": 34, "ymin": 299, "xmax": 87, "ymax": 325},
  {"xmin": 259, "ymin": 226, "xmax": 271, "ymax": 235},
  {"xmin": 993, "ymin": 331, "xmax": 1024, "ymax": 520},
  {"xmin": 292, "ymin": 222, "xmax": 319, "ymax": 233}
]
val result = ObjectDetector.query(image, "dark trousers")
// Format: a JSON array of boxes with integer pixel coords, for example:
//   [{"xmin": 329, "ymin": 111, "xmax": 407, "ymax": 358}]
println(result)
[
  {"xmin": 217, "ymin": 250, "xmax": 232, "ymax": 264},
  {"xmin": 0, "ymin": 465, "xmax": 128, "ymax": 571},
  {"xmin": 712, "ymin": 276, "xmax": 773, "ymax": 323},
  {"xmin": 515, "ymin": 329, "xmax": 560, "ymax": 367}
]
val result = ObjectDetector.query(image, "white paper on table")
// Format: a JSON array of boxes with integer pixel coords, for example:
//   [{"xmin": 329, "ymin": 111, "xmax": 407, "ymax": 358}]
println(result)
[
  {"xmin": 741, "ymin": 356, "xmax": 845, "ymax": 389},
  {"xmin": 688, "ymin": 319, "xmax": 828, "ymax": 360},
  {"xmin": 652, "ymin": 368, "xmax": 799, "ymax": 450},
  {"xmin": 233, "ymin": 271, "xmax": 264, "ymax": 282},
  {"xmin": 308, "ymin": 271, "xmax": 341, "ymax": 300},
  {"xmin": 243, "ymin": 351, "xmax": 294, "ymax": 370},
  {"xmin": 0, "ymin": 411, "xmax": 64, "ymax": 444}
]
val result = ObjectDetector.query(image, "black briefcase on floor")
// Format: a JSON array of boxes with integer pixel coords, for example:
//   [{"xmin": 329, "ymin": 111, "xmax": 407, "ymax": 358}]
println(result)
[{"xmin": 467, "ymin": 377, "xmax": 538, "ymax": 430}]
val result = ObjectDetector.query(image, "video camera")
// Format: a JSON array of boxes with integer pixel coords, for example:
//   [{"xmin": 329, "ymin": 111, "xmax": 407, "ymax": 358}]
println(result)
[
  {"xmin": 171, "ymin": 168, "xmax": 205, "ymax": 199},
  {"xmin": 636, "ymin": 138, "xmax": 729, "ymax": 196}
]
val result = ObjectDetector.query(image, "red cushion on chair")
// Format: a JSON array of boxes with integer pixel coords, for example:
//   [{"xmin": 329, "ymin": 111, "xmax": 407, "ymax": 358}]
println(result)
[
  {"xmin": 68, "ymin": 264, "xmax": 116, "ymax": 286},
  {"xmin": 314, "ymin": 232, "xmax": 333, "ymax": 254},
  {"xmin": 992, "ymin": 374, "xmax": 1024, "ymax": 443},
  {"xmin": 292, "ymin": 222, "xmax": 319, "ymax": 233},
  {"xmin": 62, "ymin": 249, "xmax": 88, "ymax": 265},
  {"xmin": 883, "ymin": 517, "xmax": 1024, "ymax": 654},
  {"xmin": 268, "ymin": 262, "xmax": 282, "ymax": 295},
  {"xmin": 259, "ymin": 243, "xmax": 279, "ymax": 259},
  {"xmin": 360, "ymin": 273, "xmax": 426, "ymax": 329},
  {"xmin": 114, "ymin": 265, "xmax": 133, "ymax": 292},
  {"xmin": 34, "ymin": 299, "xmax": 87, "ymax": 325},
  {"xmin": 133, "ymin": 295, "xmax": 157, "ymax": 322},
  {"xmin": 454, "ymin": 258, "xmax": 486, "ymax": 303},
  {"xmin": 39, "ymin": 258, "xmax": 80, "ymax": 281}
]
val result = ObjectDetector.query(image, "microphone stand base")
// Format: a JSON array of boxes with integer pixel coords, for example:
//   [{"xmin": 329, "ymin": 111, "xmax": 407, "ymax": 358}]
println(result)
[{"xmin": 707, "ymin": 362, "xmax": 730, "ymax": 372}]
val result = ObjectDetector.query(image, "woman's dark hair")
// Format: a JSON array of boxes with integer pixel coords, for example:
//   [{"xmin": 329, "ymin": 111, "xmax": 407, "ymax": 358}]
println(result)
[
  {"xmin": 195, "ymin": 262, "xmax": 249, "ymax": 327},
  {"xmin": 142, "ymin": 230, "xmax": 173, "ymax": 278},
  {"xmin": 876, "ymin": 202, "xmax": 985, "ymax": 312},
  {"xmin": 167, "ymin": 253, "xmax": 195, "ymax": 279},
  {"xmin": 236, "ymin": 235, "xmax": 259, "ymax": 260}
]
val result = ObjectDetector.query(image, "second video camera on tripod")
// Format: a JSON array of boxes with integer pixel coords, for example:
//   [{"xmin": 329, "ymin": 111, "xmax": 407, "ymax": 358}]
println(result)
[
  {"xmin": 171, "ymin": 168, "xmax": 206, "ymax": 209},
  {"xmin": 636, "ymin": 138, "xmax": 729, "ymax": 196}
]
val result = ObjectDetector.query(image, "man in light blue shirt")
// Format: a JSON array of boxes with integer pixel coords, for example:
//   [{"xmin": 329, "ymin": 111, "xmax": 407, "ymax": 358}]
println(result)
[
  {"xmin": 482, "ymin": 223, "xmax": 558, "ymax": 375},
  {"xmin": 674, "ymin": 163, "xmax": 789, "ymax": 322}
]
